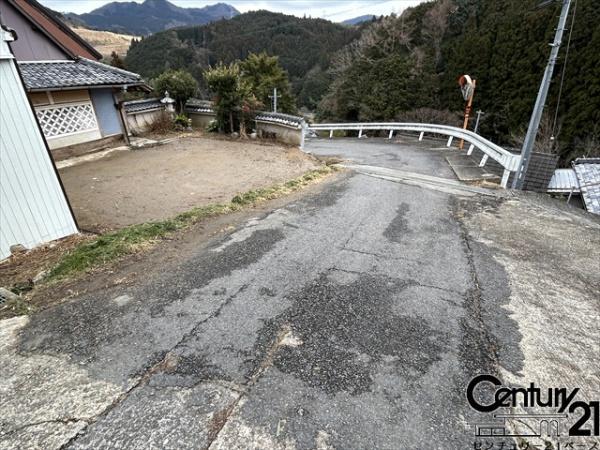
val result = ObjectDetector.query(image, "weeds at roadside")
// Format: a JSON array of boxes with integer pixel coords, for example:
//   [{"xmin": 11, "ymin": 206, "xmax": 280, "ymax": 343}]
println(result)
[
  {"xmin": 47, "ymin": 166, "xmax": 336, "ymax": 283},
  {"xmin": 1, "ymin": 296, "xmax": 31, "ymax": 317}
]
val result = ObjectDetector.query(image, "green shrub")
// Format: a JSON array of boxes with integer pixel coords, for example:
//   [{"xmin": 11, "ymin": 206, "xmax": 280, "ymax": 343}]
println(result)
[
  {"xmin": 174, "ymin": 113, "xmax": 190, "ymax": 129},
  {"xmin": 206, "ymin": 120, "xmax": 219, "ymax": 133}
]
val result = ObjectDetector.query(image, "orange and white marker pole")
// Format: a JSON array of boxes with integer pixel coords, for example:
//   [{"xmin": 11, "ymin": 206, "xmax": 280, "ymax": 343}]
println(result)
[{"xmin": 459, "ymin": 79, "xmax": 476, "ymax": 150}]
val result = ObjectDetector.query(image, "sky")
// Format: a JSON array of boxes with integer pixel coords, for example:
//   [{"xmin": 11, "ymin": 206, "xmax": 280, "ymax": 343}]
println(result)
[{"xmin": 40, "ymin": 0, "xmax": 426, "ymax": 22}]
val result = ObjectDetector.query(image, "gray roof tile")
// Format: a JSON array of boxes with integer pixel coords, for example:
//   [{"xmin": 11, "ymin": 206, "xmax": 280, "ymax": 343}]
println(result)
[
  {"xmin": 573, "ymin": 158, "xmax": 600, "ymax": 215},
  {"xmin": 185, "ymin": 99, "xmax": 215, "ymax": 114},
  {"xmin": 123, "ymin": 98, "xmax": 163, "ymax": 113},
  {"xmin": 255, "ymin": 112, "xmax": 305, "ymax": 129},
  {"xmin": 18, "ymin": 58, "xmax": 145, "ymax": 91}
]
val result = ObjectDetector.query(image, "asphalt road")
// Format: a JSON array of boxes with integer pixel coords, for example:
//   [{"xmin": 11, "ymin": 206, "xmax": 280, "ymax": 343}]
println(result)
[
  {"xmin": 2, "ymin": 138, "xmax": 599, "ymax": 449},
  {"xmin": 307, "ymin": 136, "xmax": 458, "ymax": 179}
]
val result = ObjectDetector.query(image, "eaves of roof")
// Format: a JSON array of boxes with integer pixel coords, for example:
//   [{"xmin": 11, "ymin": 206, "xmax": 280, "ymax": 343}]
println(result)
[{"xmin": 6, "ymin": 0, "xmax": 102, "ymax": 60}]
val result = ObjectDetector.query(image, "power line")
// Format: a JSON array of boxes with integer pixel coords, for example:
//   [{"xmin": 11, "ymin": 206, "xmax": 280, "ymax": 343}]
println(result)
[
  {"xmin": 512, "ymin": 0, "xmax": 572, "ymax": 189},
  {"xmin": 551, "ymin": 0, "xmax": 577, "ymax": 139}
]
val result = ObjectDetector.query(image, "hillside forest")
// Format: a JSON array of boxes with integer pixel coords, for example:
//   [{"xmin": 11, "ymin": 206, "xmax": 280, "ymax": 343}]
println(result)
[{"xmin": 122, "ymin": 1, "xmax": 599, "ymax": 162}]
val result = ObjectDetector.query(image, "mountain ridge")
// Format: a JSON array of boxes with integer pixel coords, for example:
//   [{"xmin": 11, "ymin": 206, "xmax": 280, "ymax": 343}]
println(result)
[
  {"xmin": 342, "ymin": 15, "xmax": 376, "ymax": 25},
  {"xmin": 65, "ymin": 0, "xmax": 239, "ymax": 35},
  {"xmin": 125, "ymin": 10, "xmax": 362, "ymax": 109}
]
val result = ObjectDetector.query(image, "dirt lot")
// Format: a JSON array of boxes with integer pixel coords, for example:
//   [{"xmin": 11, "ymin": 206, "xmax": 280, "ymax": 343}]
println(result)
[{"xmin": 59, "ymin": 136, "xmax": 319, "ymax": 231}]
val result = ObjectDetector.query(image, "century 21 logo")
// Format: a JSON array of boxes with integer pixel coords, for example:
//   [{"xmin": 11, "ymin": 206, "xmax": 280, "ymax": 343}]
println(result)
[{"xmin": 467, "ymin": 375, "xmax": 600, "ymax": 437}]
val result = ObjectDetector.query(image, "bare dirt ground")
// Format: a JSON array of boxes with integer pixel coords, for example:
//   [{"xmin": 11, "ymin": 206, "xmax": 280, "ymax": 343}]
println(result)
[
  {"xmin": 59, "ymin": 135, "xmax": 320, "ymax": 231},
  {"xmin": 0, "ymin": 175, "xmax": 340, "ymax": 318}
]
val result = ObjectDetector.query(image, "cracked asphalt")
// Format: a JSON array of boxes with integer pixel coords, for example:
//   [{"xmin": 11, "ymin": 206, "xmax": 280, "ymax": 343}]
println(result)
[{"xmin": 1, "ymin": 138, "xmax": 598, "ymax": 449}]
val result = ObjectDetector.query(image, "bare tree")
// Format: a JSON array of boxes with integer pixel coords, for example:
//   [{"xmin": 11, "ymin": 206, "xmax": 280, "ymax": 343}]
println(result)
[
  {"xmin": 329, "ymin": 12, "xmax": 416, "ymax": 76},
  {"xmin": 396, "ymin": 108, "xmax": 462, "ymax": 126},
  {"xmin": 511, "ymin": 114, "xmax": 561, "ymax": 154},
  {"xmin": 422, "ymin": 0, "xmax": 454, "ymax": 66},
  {"xmin": 574, "ymin": 123, "xmax": 600, "ymax": 158}
]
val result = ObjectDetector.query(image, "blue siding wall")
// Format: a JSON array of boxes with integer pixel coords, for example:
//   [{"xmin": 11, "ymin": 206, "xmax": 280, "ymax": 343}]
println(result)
[{"xmin": 90, "ymin": 89, "xmax": 122, "ymax": 137}]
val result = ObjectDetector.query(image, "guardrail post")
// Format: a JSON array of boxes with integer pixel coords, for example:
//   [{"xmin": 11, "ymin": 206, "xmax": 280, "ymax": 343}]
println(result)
[
  {"xmin": 309, "ymin": 124, "xmax": 515, "ymax": 184},
  {"xmin": 501, "ymin": 169, "xmax": 511, "ymax": 188},
  {"xmin": 300, "ymin": 122, "xmax": 306, "ymax": 151}
]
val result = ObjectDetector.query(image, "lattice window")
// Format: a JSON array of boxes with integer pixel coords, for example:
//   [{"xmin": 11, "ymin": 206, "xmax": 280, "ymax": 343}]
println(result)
[{"xmin": 36, "ymin": 102, "xmax": 98, "ymax": 138}]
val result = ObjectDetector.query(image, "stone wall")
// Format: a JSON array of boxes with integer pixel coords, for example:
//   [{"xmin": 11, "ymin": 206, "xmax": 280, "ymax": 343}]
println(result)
[
  {"xmin": 188, "ymin": 112, "xmax": 216, "ymax": 129},
  {"xmin": 125, "ymin": 109, "xmax": 165, "ymax": 135},
  {"xmin": 256, "ymin": 121, "xmax": 303, "ymax": 146},
  {"xmin": 185, "ymin": 102, "xmax": 307, "ymax": 148},
  {"xmin": 122, "ymin": 98, "xmax": 167, "ymax": 135}
]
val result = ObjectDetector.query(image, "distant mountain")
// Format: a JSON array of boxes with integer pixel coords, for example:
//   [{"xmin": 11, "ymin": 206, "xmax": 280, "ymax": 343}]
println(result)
[
  {"xmin": 125, "ymin": 10, "xmax": 362, "ymax": 109},
  {"xmin": 342, "ymin": 15, "xmax": 376, "ymax": 25},
  {"xmin": 65, "ymin": 0, "xmax": 239, "ymax": 35}
]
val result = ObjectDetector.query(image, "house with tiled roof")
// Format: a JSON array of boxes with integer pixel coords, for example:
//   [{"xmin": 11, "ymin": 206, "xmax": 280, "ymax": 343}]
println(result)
[{"xmin": 0, "ymin": 0, "xmax": 150, "ymax": 152}]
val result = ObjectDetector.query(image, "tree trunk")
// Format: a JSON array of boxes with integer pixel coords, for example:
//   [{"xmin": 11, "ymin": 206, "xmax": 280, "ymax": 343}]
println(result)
[
  {"xmin": 229, "ymin": 111, "xmax": 234, "ymax": 134},
  {"xmin": 240, "ymin": 118, "xmax": 247, "ymax": 138}
]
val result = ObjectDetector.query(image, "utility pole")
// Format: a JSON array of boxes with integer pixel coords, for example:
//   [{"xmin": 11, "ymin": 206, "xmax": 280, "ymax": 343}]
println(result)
[
  {"xmin": 269, "ymin": 88, "xmax": 279, "ymax": 113},
  {"xmin": 473, "ymin": 110, "xmax": 484, "ymax": 134},
  {"xmin": 512, "ymin": 0, "xmax": 572, "ymax": 189}
]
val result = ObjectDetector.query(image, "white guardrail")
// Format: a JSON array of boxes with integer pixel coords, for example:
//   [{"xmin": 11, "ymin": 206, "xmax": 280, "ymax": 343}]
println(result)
[{"xmin": 306, "ymin": 122, "xmax": 521, "ymax": 188}]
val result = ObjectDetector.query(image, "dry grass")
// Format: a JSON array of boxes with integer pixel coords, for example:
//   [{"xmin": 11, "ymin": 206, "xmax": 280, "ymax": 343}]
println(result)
[
  {"xmin": 146, "ymin": 111, "xmax": 175, "ymax": 134},
  {"xmin": 48, "ymin": 166, "xmax": 335, "ymax": 282},
  {"xmin": 71, "ymin": 27, "xmax": 139, "ymax": 59},
  {"xmin": 0, "ymin": 165, "xmax": 336, "ymax": 318},
  {"xmin": 43, "ymin": 166, "xmax": 331, "ymax": 279}
]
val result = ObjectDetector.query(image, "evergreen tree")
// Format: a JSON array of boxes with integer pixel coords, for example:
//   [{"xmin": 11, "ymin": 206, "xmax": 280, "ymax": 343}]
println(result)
[
  {"xmin": 239, "ymin": 52, "xmax": 296, "ymax": 113},
  {"xmin": 124, "ymin": 11, "xmax": 361, "ymax": 109},
  {"xmin": 204, "ymin": 62, "xmax": 259, "ymax": 134},
  {"xmin": 319, "ymin": 0, "xmax": 600, "ymax": 162},
  {"xmin": 109, "ymin": 51, "xmax": 125, "ymax": 69},
  {"xmin": 153, "ymin": 69, "xmax": 198, "ymax": 112}
]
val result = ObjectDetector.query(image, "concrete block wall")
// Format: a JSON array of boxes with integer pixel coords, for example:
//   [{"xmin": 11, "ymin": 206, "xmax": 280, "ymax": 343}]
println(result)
[
  {"xmin": 256, "ymin": 121, "xmax": 303, "ymax": 146},
  {"xmin": 187, "ymin": 111, "xmax": 216, "ymax": 129},
  {"xmin": 522, "ymin": 153, "xmax": 559, "ymax": 192},
  {"xmin": 126, "ymin": 109, "xmax": 165, "ymax": 135}
]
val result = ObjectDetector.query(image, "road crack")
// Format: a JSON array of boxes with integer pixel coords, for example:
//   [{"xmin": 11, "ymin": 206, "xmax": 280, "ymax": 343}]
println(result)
[
  {"xmin": 204, "ymin": 324, "xmax": 293, "ymax": 449},
  {"xmin": 455, "ymin": 207, "xmax": 500, "ymax": 375},
  {"xmin": 59, "ymin": 283, "xmax": 250, "ymax": 449},
  {"xmin": 1, "ymin": 418, "xmax": 86, "ymax": 438}
]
